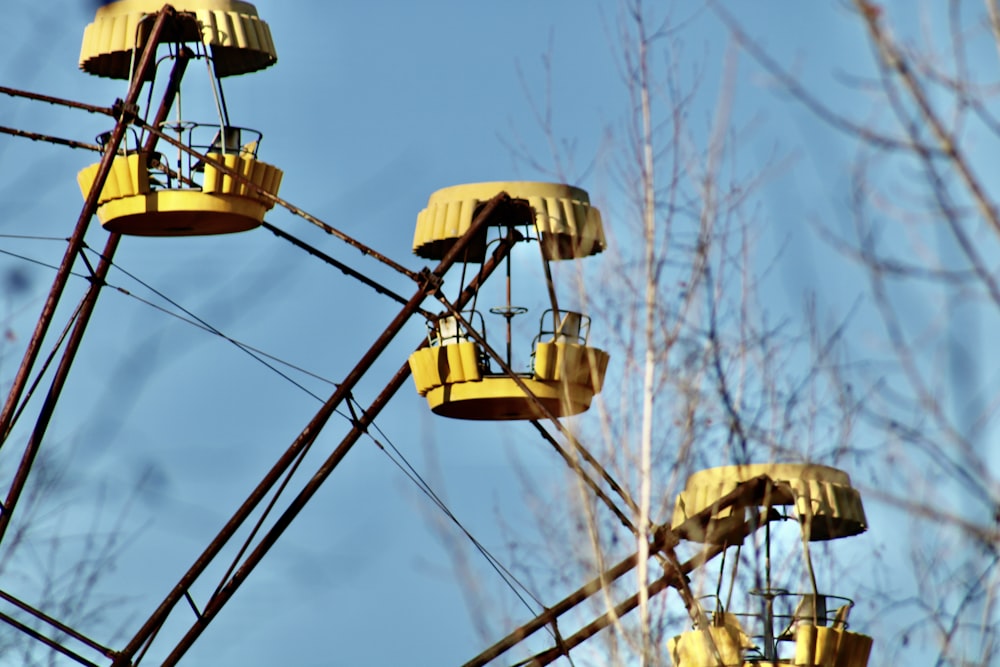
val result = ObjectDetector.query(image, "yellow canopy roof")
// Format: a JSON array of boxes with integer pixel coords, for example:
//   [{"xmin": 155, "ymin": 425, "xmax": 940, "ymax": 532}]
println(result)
[{"xmin": 80, "ymin": 0, "xmax": 276, "ymax": 78}]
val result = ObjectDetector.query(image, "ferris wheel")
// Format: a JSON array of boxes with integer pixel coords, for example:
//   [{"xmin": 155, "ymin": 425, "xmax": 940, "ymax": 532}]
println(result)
[{"xmin": 0, "ymin": 2, "xmax": 874, "ymax": 665}]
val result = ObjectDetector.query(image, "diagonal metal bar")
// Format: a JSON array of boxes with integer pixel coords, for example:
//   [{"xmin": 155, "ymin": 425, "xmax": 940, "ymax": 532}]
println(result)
[
  {"xmin": 438, "ymin": 296, "xmax": 715, "ymax": 633},
  {"xmin": 0, "ymin": 85, "xmax": 116, "ymax": 117},
  {"xmin": 435, "ymin": 303, "xmax": 638, "ymax": 531},
  {"xmin": 114, "ymin": 193, "xmax": 519, "ymax": 667},
  {"xmin": 0, "ymin": 16, "xmax": 191, "ymax": 549},
  {"xmin": 208, "ymin": 221, "xmax": 525, "ymax": 616},
  {"xmin": 262, "ymin": 221, "xmax": 436, "ymax": 318},
  {"xmin": 526, "ymin": 542, "xmax": 729, "ymax": 666},
  {"xmin": 158, "ymin": 224, "xmax": 523, "ymax": 667},
  {"xmin": 528, "ymin": 514, "xmax": 780, "ymax": 666},
  {"xmin": 0, "ymin": 7, "xmax": 175, "ymax": 446},
  {"xmin": 0, "ymin": 126, "xmax": 101, "ymax": 152},
  {"xmin": 0, "ymin": 588, "xmax": 114, "ymax": 658},
  {"xmin": 462, "ymin": 475, "xmax": 774, "ymax": 666},
  {"xmin": 0, "ymin": 609, "xmax": 101, "ymax": 667},
  {"xmin": 133, "ymin": 119, "xmax": 423, "ymax": 282}
]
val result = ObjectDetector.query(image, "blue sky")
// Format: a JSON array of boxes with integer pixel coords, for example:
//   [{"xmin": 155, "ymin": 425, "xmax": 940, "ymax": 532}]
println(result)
[{"xmin": 3, "ymin": 1, "xmax": 997, "ymax": 666}]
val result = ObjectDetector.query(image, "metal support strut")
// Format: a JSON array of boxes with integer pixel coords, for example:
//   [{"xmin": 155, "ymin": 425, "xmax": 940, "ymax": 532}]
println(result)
[
  {"xmin": 113, "ymin": 194, "xmax": 521, "ymax": 666},
  {"xmin": 0, "ymin": 6, "xmax": 180, "ymax": 550}
]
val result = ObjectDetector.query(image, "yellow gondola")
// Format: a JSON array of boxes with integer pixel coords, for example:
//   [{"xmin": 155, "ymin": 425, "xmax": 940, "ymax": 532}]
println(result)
[
  {"xmin": 409, "ymin": 310, "xmax": 609, "ymax": 420},
  {"xmin": 77, "ymin": 131, "xmax": 282, "ymax": 236},
  {"xmin": 409, "ymin": 181, "xmax": 610, "ymax": 421},
  {"xmin": 77, "ymin": 0, "xmax": 282, "ymax": 236},
  {"xmin": 410, "ymin": 181, "xmax": 608, "ymax": 420},
  {"xmin": 667, "ymin": 464, "xmax": 873, "ymax": 667}
]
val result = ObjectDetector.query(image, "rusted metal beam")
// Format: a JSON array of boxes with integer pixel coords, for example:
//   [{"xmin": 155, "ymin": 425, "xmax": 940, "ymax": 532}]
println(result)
[
  {"xmin": 430, "ymin": 289, "xmax": 713, "ymax": 641},
  {"xmin": 527, "ymin": 420, "xmax": 635, "ymax": 528},
  {"xmin": 440, "ymin": 295, "xmax": 718, "ymax": 633},
  {"xmin": 437, "ymin": 304, "xmax": 637, "ymax": 527},
  {"xmin": 462, "ymin": 476, "xmax": 774, "ymax": 666},
  {"xmin": 159, "ymin": 228, "xmax": 523, "ymax": 666},
  {"xmin": 527, "ymin": 506, "xmax": 779, "ymax": 667},
  {"xmin": 262, "ymin": 221, "xmax": 436, "ymax": 318},
  {"xmin": 0, "ymin": 23, "xmax": 195, "ymax": 663},
  {"xmin": 115, "ymin": 194, "xmax": 519, "ymax": 666},
  {"xmin": 0, "ymin": 18, "xmax": 190, "ymax": 550},
  {"xmin": 0, "ymin": 85, "xmax": 116, "ymax": 117},
  {"xmin": 141, "ymin": 46, "xmax": 191, "ymax": 155},
  {"xmin": 0, "ymin": 609, "xmax": 101, "ymax": 667},
  {"xmin": 0, "ymin": 7, "xmax": 176, "ymax": 445},
  {"xmin": 0, "ymin": 8, "xmax": 178, "ymax": 554},
  {"xmin": 134, "ymin": 119, "xmax": 423, "ymax": 282},
  {"xmin": 0, "ymin": 126, "xmax": 101, "ymax": 152},
  {"xmin": 438, "ymin": 302, "xmax": 639, "ymax": 519},
  {"xmin": 0, "ymin": 588, "xmax": 115, "ymax": 659},
  {"xmin": 526, "ymin": 541, "xmax": 730, "ymax": 666}
]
